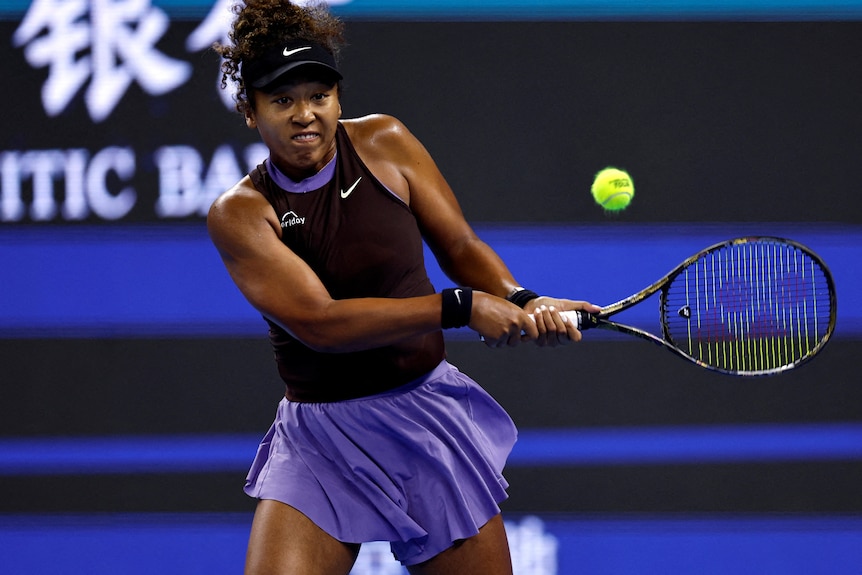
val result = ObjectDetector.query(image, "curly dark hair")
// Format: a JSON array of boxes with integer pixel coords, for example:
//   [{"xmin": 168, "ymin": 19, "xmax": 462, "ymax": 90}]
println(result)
[{"xmin": 214, "ymin": 0, "xmax": 346, "ymax": 115}]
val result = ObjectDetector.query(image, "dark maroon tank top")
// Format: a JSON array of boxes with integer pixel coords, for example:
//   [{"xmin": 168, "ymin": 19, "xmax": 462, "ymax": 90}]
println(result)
[{"xmin": 249, "ymin": 123, "xmax": 444, "ymax": 401}]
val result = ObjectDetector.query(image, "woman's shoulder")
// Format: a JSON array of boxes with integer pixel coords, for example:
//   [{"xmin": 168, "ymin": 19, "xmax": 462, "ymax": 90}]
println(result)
[
  {"xmin": 208, "ymin": 175, "xmax": 271, "ymax": 223},
  {"xmin": 340, "ymin": 115, "xmax": 424, "ymax": 200},
  {"xmin": 342, "ymin": 114, "xmax": 412, "ymax": 147}
]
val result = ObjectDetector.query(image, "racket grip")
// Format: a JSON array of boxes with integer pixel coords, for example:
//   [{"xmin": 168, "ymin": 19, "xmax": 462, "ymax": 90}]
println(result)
[
  {"xmin": 537, "ymin": 310, "xmax": 597, "ymax": 330},
  {"xmin": 481, "ymin": 309, "xmax": 597, "ymax": 342},
  {"xmin": 572, "ymin": 310, "xmax": 598, "ymax": 330}
]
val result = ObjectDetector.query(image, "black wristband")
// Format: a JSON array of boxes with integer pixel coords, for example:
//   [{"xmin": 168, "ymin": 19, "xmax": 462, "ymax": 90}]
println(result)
[
  {"xmin": 441, "ymin": 287, "xmax": 473, "ymax": 329},
  {"xmin": 506, "ymin": 287, "xmax": 539, "ymax": 308}
]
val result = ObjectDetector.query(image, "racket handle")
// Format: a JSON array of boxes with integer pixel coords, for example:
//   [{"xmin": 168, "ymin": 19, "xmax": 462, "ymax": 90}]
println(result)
[
  {"xmin": 579, "ymin": 311, "xmax": 599, "ymax": 330},
  {"xmin": 536, "ymin": 310, "xmax": 597, "ymax": 331},
  {"xmin": 480, "ymin": 309, "xmax": 597, "ymax": 342}
]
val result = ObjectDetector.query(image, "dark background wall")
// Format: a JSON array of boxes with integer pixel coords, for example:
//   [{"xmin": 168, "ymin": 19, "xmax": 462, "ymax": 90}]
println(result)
[
  {"xmin": 338, "ymin": 22, "xmax": 862, "ymax": 225},
  {"xmin": 2, "ymin": 337, "xmax": 860, "ymax": 514}
]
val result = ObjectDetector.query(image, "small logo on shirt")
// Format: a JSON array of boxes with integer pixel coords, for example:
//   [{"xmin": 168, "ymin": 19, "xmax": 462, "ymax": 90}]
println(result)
[
  {"xmin": 340, "ymin": 177, "xmax": 362, "ymax": 199},
  {"xmin": 281, "ymin": 210, "xmax": 305, "ymax": 228}
]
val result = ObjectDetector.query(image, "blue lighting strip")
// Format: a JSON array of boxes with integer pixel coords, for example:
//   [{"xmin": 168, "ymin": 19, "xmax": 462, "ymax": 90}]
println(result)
[
  {"xmin": 1, "ymin": 513, "xmax": 861, "ymax": 575},
  {"xmin": 329, "ymin": 0, "xmax": 862, "ymax": 20},
  {"xmin": 2, "ymin": 423, "xmax": 861, "ymax": 476},
  {"xmin": 2, "ymin": 0, "xmax": 862, "ymax": 19},
  {"xmin": 1, "ymin": 223, "xmax": 860, "ymax": 338},
  {"xmin": 511, "ymin": 423, "xmax": 862, "ymax": 465}
]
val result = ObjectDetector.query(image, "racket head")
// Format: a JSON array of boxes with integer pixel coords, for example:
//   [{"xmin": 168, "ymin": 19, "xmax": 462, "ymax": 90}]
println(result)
[{"xmin": 659, "ymin": 236, "xmax": 836, "ymax": 376}]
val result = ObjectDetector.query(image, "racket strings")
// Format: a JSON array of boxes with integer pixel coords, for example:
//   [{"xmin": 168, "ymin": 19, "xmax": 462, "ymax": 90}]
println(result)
[{"xmin": 662, "ymin": 240, "xmax": 833, "ymax": 374}]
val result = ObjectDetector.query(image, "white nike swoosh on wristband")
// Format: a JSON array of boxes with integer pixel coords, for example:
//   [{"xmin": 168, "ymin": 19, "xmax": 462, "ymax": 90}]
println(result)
[
  {"xmin": 283, "ymin": 46, "xmax": 312, "ymax": 57},
  {"xmin": 454, "ymin": 288, "xmax": 462, "ymax": 305},
  {"xmin": 340, "ymin": 177, "xmax": 362, "ymax": 199}
]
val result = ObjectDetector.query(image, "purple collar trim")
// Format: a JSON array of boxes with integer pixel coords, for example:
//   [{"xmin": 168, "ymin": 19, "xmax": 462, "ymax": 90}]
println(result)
[{"xmin": 266, "ymin": 155, "xmax": 337, "ymax": 193}]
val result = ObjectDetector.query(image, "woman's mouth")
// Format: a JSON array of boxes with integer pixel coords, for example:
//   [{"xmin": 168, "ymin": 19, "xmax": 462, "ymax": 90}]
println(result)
[{"xmin": 292, "ymin": 132, "xmax": 319, "ymax": 142}]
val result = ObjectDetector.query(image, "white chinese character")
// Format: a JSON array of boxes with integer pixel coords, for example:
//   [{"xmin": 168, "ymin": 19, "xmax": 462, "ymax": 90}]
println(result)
[
  {"xmin": 506, "ymin": 516, "xmax": 559, "ymax": 575},
  {"xmin": 349, "ymin": 541, "xmax": 407, "ymax": 575},
  {"xmin": 13, "ymin": 0, "xmax": 192, "ymax": 122},
  {"xmin": 185, "ymin": 0, "xmax": 235, "ymax": 109}
]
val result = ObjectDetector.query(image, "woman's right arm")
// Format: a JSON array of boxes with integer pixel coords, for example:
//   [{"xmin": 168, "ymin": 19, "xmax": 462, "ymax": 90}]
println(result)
[{"xmin": 206, "ymin": 179, "xmax": 447, "ymax": 352}]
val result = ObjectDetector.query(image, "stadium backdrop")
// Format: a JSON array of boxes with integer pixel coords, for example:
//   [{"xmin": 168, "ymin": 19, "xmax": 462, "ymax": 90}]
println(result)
[{"xmin": 1, "ymin": 1, "xmax": 861, "ymax": 573}]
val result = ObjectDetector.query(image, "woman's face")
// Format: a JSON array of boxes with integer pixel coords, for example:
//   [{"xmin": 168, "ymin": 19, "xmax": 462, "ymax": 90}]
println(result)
[{"xmin": 246, "ymin": 74, "xmax": 342, "ymax": 180}]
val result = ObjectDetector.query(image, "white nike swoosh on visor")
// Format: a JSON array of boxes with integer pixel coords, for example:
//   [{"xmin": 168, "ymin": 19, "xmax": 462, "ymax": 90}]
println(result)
[
  {"xmin": 340, "ymin": 177, "xmax": 362, "ymax": 199},
  {"xmin": 283, "ymin": 46, "xmax": 312, "ymax": 57}
]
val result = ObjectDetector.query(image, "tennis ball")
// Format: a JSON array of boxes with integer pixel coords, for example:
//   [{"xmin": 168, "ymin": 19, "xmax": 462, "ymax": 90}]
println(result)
[{"xmin": 591, "ymin": 167, "xmax": 634, "ymax": 211}]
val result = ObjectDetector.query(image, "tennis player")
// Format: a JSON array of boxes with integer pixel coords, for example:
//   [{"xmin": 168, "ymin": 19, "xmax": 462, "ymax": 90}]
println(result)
[{"xmin": 208, "ymin": 1, "xmax": 600, "ymax": 573}]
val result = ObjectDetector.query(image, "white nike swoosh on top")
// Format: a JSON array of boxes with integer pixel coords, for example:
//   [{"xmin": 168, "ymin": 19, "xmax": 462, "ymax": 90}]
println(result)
[
  {"xmin": 340, "ymin": 177, "xmax": 362, "ymax": 199},
  {"xmin": 283, "ymin": 46, "xmax": 312, "ymax": 57}
]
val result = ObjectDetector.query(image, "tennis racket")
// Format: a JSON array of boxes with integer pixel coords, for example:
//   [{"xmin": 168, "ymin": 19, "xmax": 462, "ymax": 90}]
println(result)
[{"xmin": 561, "ymin": 236, "xmax": 836, "ymax": 376}]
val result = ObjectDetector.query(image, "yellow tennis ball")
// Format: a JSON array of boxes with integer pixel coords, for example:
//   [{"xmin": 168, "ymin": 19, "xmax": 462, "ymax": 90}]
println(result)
[{"xmin": 591, "ymin": 167, "xmax": 634, "ymax": 211}]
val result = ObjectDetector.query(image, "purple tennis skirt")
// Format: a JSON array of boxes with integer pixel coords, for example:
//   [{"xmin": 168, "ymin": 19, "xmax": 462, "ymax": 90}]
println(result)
[{"xmin": 243, "ymin": 360, "xmax": 517, "ymax": 566}]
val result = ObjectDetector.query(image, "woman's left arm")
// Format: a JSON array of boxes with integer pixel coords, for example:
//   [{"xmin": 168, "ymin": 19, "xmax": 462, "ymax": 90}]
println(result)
[
  {"xmin": 352, "ymin": 115, "xmax": 519, "ymax": 295},
  {"xmin": 350, "ymin": 115, "xmax": 600, "ymax": 345}
]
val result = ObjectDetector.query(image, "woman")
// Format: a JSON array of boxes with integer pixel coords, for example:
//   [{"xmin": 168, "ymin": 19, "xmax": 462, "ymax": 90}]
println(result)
[{"xmin": 209, "ymin": 1, "xmax": 600, "ymax": 573}]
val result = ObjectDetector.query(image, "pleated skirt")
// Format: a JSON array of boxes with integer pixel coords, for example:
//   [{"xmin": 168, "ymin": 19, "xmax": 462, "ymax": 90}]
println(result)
[{"xmin": 243, "ymin": 360, "xmax": 517, "ymax": 565}]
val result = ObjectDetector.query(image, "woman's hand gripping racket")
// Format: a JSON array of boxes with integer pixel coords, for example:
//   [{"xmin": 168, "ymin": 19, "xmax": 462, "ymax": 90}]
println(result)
[{"xmin": 558, "ymin": 237, "xmax": 837, "ymax": 376}]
